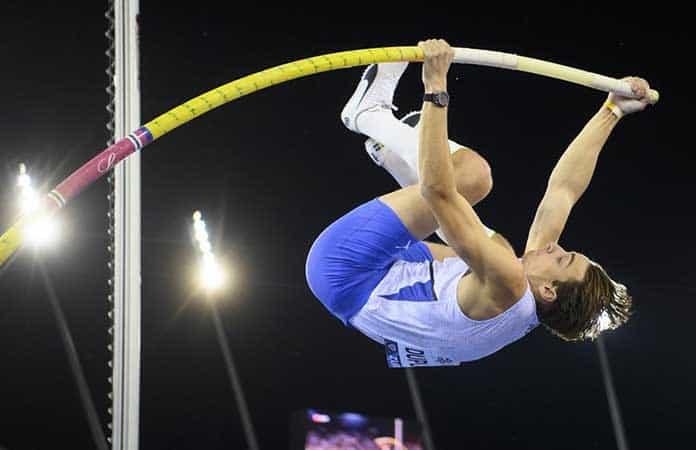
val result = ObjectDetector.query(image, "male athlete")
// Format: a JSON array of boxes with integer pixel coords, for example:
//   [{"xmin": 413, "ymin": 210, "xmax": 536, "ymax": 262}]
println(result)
[{"xmin": 306, "ymin": 39, "xmax": 650, "ymax": 367}]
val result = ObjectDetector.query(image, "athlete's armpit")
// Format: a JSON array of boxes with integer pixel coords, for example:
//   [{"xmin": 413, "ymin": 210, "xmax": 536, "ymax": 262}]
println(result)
[{"xmin": 491, "ymin": 233, "xmax": 516, "ymax": 256}]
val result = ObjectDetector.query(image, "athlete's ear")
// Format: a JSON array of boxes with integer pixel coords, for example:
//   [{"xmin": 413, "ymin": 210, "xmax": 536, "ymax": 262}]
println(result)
[{"xmin": 540, "ymin": 281, "xmax": 558, "ymax": 304}]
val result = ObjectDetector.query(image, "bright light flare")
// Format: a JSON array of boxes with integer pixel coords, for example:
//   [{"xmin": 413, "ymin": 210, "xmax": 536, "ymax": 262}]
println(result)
[
  {"xmin": 15, "ymin": 163, "xmax": 62, "ymax": 247},
  {"xmin": 200, "ymin": 254, "xmax": 225, "ymax": 290},
  {"xmin": 19, "ymin": 189, "xmax": 41, "ymax": 215},
  {"xmin": 24, "ymin": 216, "xmax": 61, "ymax": 247},
  {"xmin": 17, "ymin": 163, "xmax": 41, "ymax": 215},
  {"xmin": 192, "ymin": 210, "xmax": 227, "ymax": 292},
  {"xmin": 17, "ymin": 163, "xmax": 30, "ymax": 187}
]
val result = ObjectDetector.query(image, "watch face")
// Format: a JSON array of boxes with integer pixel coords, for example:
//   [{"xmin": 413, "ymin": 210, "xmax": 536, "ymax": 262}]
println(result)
[
  {"xmin": 424, "ymin": 92, "xmax": 449, "ymax": 107},
  {"xmin": 436, "ymin": 92, "xmax": 449, "ymax": 106}
]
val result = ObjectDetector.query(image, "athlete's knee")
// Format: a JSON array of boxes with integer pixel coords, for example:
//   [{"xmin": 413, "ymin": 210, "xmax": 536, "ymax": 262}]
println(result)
[{"xmin": 452, "ymin": 148, "xmax": 493, "ymax": 204}]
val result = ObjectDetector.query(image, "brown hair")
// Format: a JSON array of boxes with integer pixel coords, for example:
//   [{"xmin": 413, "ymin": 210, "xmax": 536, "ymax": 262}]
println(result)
[{"xmin": 538, "ymin": 263, "xmax": 632, "ymax": 342}]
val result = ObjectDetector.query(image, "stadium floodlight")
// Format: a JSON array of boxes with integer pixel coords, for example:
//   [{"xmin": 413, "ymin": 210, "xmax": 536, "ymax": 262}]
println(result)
[
  {"xmin": 17, "ymin": 163, "xmax": 61, "ymax": 247},
  {"xmin": 24, "ymin": 217, "xmax": 61, "ymax": 247},
  {"xmin": 192, "ymin": 210, "xmax": 227, "ymax": 292},
  {"xmin": 17, "ymin": 163, "xmax": 40, "ymax": 215}
]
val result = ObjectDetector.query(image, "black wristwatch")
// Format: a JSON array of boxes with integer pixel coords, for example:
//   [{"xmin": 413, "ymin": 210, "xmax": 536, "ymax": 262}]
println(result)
[{"xmin": 423, "ymin": 91, "xmax": 450, "ymax": 107}]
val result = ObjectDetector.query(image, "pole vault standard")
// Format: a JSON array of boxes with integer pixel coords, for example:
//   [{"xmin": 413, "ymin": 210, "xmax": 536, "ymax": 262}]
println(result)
[
  {"xmin": 0, "ymin": 45, "xmax": 659, "ymax": 267},
  {"xmin": 106, "ymin": 1, "xmax": 141, "ymax": 449}
]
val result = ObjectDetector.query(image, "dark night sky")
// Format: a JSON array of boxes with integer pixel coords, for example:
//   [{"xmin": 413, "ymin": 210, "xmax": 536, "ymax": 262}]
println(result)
[{"xmin": 0, "ymin": 2, "xmax": 694, "ymax": 449}]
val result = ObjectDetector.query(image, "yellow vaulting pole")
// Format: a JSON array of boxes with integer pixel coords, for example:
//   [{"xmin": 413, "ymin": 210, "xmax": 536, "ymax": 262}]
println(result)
[
  {"xmin": 0, "ymin": 222, "xmax": 24, "ymax": 267},
  {"xmin": 0, "ymin": 46, "xmax": 659, "ymax": 269},
  {"xmin": 144, "ymin": 47, "xmax": 423, "ymax": 139}
]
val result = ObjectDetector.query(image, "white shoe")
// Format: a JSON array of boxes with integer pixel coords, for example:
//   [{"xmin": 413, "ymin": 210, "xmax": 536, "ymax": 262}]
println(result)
[
  {"xmin": 364, "ymin": 110, "xmax": 421, "ymax": 166},
  {"xmin": 341, "ymin": 62, "xmax": 409, "ymax": 134},
  {"xmin": 364, "ymin": 139, "xmax": 386, "ymax": 166}
]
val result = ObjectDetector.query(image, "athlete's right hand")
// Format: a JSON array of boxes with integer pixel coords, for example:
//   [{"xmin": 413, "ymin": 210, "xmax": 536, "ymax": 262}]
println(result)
[
  {"xmin": 418, "ymin": 39, "xmax": 454, "ymax": 92},
  {"xmin": 607, "ymin": 76, "xmax": 651, "ymax": 116}
]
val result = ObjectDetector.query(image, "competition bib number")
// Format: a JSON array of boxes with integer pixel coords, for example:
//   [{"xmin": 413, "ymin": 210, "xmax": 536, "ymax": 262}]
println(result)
[{"xmin": 384, "ymin": 339, "xmax": 458, "ymax": 368}]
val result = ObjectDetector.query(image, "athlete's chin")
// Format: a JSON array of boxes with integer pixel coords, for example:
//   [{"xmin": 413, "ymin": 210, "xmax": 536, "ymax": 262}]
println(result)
[{"xmin": 520, "ymin": 252, "xmax": 541, "ymax": 278}]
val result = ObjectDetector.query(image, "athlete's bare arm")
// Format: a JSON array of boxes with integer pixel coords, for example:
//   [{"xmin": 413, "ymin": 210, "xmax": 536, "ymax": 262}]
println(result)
[
  {"xmin": 425, "ymin": 234, "xmax": 515, "ymax": 262},
  {"xmin": 417, "ymin": 39, "xmax": 526, "ymax": 307},
  {"xmin": 525, "ymin": 77, "xmax": 652, "ymax": 253}
]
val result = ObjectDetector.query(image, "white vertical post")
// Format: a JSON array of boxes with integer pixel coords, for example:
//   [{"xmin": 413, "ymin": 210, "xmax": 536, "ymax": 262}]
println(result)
[{"xmin": 111, "ymin": 1, "xmax": 141, "ymax": 449}]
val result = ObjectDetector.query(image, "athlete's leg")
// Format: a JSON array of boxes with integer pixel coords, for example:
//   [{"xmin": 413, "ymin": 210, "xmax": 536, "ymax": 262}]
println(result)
[
  {"xmin": 364, "ymin": 109, "xmax": 481, "ymax": 190},
  {"xmin": 378, "ymin": 148, "xmax": 492, "ymax": 241},
  {"xmin": 305, "ymin": 143, "xmax": 490, "ymax": 324},
  {"xmin": 306, "ymin": 154, "xmax": 491, "ymax": 325},
  {"xmin": 361, "ymin": 107, "xmax": 496, "ymax": 243},
  {"xmin": 340, "ymin": 64, "xmax": 494, "ymax": 244}
]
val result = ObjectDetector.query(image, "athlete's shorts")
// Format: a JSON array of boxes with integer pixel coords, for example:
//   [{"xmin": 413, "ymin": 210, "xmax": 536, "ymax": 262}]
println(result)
[{"xmin": 305, "ymin": 198, "xmax": 433, "ymax": 325}]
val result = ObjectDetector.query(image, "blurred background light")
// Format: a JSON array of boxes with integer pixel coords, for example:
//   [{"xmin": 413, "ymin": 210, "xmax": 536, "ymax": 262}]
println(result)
[
  {"xmin": 16, "ymin": 163, "xmax": 61, "ymax": 247},
  {"xmin": 192, "ymin": 210, "xmax": 227, "ymax": 292}
]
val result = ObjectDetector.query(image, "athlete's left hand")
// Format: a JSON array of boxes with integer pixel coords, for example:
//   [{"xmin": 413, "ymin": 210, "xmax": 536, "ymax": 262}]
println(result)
[{"xmin": 418, "ymin": 38, "xmax": 454, "ymax": 92}]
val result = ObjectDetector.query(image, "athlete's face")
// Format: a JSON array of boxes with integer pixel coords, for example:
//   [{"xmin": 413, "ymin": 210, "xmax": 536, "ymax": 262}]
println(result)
[{"xmin": 523, "ymin": 242, "xmax": 591, "ymax": 302}]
